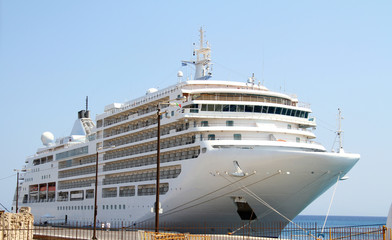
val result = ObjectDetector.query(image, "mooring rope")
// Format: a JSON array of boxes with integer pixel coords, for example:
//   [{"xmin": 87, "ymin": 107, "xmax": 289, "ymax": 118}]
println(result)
[
  {"xmin": 160, "ymin": 172, "xmax": 281, "ymax": 218},
  {"xmin": 321, "ymin": 173, "xmax": 341, "ymax": 233},
  {"xmin": 160, "ymin": 172, "xmax": 256, "ymax": 217},
  {"xmin": 136, "ymin": 171, "xmax": 280, "ymax": 226},
  {"xmin": 0, "ymin": 202, "xmax": 10, "ymax": 212},
  {"xmin": 220, "ymin": 172, "xmax": 318, "ymax": 239}
]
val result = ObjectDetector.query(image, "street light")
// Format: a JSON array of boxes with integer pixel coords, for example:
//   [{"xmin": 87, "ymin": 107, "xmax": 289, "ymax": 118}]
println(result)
[
  {"xmin": 14, "ymin": 169, "xmax": 27, "ymax": 213},
  {"xmin": 155, "ymin": 105, "xmax": 162, "ymax": 233},
  {"xmin": 92, "ymin": 146, "xmax": 114, "ymax": 240},
  {"xmin": 92, "ymin": 146, "xmax": 102, "ymax": 240},
  {"xmin": 155, "ymin": 101, "xmax": 183, "ymax": 233}
]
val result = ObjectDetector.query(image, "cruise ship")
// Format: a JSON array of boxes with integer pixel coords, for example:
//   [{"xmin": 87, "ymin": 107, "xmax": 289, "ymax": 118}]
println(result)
[{"xmin": 12, "ymin": 29, "xmax": 359, "ymax": 236}]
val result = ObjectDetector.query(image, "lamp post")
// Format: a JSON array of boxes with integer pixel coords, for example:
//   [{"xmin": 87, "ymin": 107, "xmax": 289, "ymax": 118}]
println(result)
[
  {"xmin": 155, "ymin": 105, "xmax": 162, "ymax": 233},
  {"xmin": 15, "ymin": 170, "xmax": 19, "ymax": 213},
  {"xmin": 14, "ymin": 169, "xmax": 27, "ymax": 213},
  {"xmin": 92, "ymin": 146, "xmax": 113, "ymax": 240},
  {"xmin": 154, "ymin": 100, "xmax": 184, "ymax": 233},
  {"xmin": 92, "ymin": 147, "xmax": 102, "ymax": 240}
]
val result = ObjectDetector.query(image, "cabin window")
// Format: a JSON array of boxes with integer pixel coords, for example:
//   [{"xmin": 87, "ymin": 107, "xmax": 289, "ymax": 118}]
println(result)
[
  {"xmin": 207, "ymin": 104, "xmax": 214, "ymax": 111},
  {"xmin": 287, "ymin": 124, "xmax": 292, "ymax": 129},
  {"xmin": 215, "ymin": 104, "xmax": 222, "ymax": 111},
  {"xmin": 229, "ymin": 105, "xmax": 237, "ymax": 112},
  {"xmin": 222, "ymin": 104, "xmax": 230, "ymax": 112},
  {"xmin": 234, "ymin": 134, "xmax": 242, "ymax": 140},
  {"xmin": 201, "ymin": 104, "xmax": 207, "ymax": 111},
  {"xmin": 226, "ymin": 121, "xmax": 234, "ymax": 126},
  {"xmin": 208, "ymin": 134, "xmax": 215, "ymax": 140},
  {"xmin": 296, "ymin": 137, "xmax": 300, "ymax": 143},
  {"xmin": 86, "ymin": 189, "xmax": 94, "ymax": 199},
  {"xmin": 102, "ymin": 188, "xmax": 117, "ymax": 198},
  {"xmin": 237, "ymin": 105, "xmax": 244, "ymax": 112},
  {"xmin": 119, "ymin": 186, "xmax": 135, "ymax": 197},
  {"xmin": 201, "ymin": 121, "xmax": 208, "ymax": 127}
]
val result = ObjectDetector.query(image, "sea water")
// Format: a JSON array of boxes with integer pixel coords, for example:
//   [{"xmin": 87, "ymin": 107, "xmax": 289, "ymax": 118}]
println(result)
[
  {"xmin": 278, "ymin": 215, "xmax": 387, "ymax": 239},
  {"xmin": 293, "ymin": 215, "xmax": 387, "ymax": 227}
]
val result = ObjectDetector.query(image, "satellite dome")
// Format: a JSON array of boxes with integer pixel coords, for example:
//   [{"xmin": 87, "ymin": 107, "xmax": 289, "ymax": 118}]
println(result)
[
  {"xmin": 146, "ymin": 88, "xmax": 158, "ymax": 95},
  {"xmin": 177, "ymin": 71, "xmax": 183, "ymax": 77},
  {"xmin": 41, "ymin": 132, "xmax": 54, "ymax": 146}
]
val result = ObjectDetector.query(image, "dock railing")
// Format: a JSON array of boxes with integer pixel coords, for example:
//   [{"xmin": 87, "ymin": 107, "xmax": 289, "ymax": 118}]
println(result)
[{"xmin": 0, "ymin": 221, "xmax": 389, "ymax": 240}]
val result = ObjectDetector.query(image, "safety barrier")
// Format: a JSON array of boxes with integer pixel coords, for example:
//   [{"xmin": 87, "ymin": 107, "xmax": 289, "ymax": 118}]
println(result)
[
  {"xmin": 138, "ymin": 231, "xmax": 211, "ymax": 240},
  {"xmin": 0, "ymin": 220, "xmax": 389, "ymax": 240}
]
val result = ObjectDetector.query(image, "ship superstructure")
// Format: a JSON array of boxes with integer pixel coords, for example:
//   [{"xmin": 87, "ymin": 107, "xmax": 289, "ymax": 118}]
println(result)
[{"xmin": 13, "ymin": 29, "xmax": 359, "ymax": 237}]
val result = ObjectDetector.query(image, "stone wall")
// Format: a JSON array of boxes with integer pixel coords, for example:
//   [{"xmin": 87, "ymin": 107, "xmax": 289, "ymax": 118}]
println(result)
[{"xmin": 0, "ymin": 207, "xmax": 34, "ymax": 240}]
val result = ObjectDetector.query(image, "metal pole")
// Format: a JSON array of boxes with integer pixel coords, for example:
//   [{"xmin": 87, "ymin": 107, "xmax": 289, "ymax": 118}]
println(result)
[
  {"xmin": 16, "ymin": 171, "xmax": 19, "ymax": 213},
  {"xmin": 155, "ymin": 106, "xmax": 161, "ymax": 233},
  {"xmin": 92, "ymin": 151, "xmax": 99, "ymax": 239}
]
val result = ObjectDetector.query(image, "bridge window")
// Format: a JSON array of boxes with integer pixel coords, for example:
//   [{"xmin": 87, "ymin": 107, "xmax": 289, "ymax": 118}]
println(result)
[
  {"xmin": 245, "ymin": 105, "xmax": 253, "ymax": 112},
  {"xmin": 198, "ymin": 104, "xmax": 310, "ymax": 119}
]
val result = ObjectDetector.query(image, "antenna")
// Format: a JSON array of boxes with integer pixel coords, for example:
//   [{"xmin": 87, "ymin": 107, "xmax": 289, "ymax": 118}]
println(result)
[
  {"xmin": 337, "ymin": 108, "xmax": 344, "ymax": 153},
  {"xmin": 86, "ymin": 96, "xmax": 89, "ymax": 112},
  {"xmin": 262, "ymin": 45, "xmax": 265, "ymax": 86},
  {"xmin": 181, "ymin": 27, "xmax": 212, "ymax": 80}
]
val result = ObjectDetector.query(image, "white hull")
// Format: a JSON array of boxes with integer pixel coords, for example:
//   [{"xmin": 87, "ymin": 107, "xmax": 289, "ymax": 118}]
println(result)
[{"xmin": 27, "ymin": 144, "xmax": 358, "ymax": 229}]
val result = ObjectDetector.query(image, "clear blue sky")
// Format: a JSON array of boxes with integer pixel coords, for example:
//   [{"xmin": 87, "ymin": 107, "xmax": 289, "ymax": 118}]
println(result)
[{"xmin": 0, "ymin": 0, "xmax": 391, "ymax": 217}]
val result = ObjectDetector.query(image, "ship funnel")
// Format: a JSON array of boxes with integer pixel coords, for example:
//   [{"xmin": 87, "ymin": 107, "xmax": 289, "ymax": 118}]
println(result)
[{"xmin": 78, "ymin": 110, "xmax": 90, "ymax": 119}]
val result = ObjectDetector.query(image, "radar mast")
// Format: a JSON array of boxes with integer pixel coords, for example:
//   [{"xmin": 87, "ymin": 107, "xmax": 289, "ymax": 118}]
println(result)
[
  {"xmin": 182, "ymin": 27, "xmax": 212, "ymax": 80},
  {"xmin": 337, "ymin": 108, "xmax": 344, "ymax": 153}
]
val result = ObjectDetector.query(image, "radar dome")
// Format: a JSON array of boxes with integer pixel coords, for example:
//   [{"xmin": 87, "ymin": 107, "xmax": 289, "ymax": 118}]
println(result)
[
  {"xmin": 41, "ymin": 132, "xmax": 54, "ymax": 146},
  {"xmin": 177, "ymin": 71, "xmax": 183, "ymax": 77},
  {"xmin": 146, "ymin": 88, "xmax": 158, "ymax": 95}
]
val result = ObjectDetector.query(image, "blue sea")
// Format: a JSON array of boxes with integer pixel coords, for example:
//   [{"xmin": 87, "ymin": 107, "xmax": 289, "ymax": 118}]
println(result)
[
  {"xmin": 292, "ymin": 215, "xmax": 387, "ymax": 227},
  {"xmin": 276, "ymin": 215, "xmax": 388, "ymax": 239}
]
